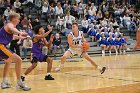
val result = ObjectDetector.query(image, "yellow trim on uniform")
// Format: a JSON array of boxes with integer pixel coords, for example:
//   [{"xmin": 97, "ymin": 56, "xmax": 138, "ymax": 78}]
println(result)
[{"xmin": 0, "ymin": 44, "xmax": 12, "ymax": 57}]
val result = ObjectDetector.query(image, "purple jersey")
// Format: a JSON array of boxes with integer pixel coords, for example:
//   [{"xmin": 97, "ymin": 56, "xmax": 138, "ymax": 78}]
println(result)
[
  {"xmin": 31, "ymin": 38, "xmax": 47, "ymax": 62},
  {"xmin": 0, "ymin": 27, "xmax": 13, "ymax": 45},
  {"xmin": 32, "ymin": 39, "xmax": 45, "ymax": 53}
]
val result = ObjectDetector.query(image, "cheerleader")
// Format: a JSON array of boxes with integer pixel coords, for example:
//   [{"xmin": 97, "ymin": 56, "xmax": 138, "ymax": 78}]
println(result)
[
  {"xmin": 87, "ymin": 25, "xmax": 96, "ymax": 42},
  {"xmin": 109, "ymin": 28, "xmax": 115, "ymax": 38},
  {"xmin": 107, "ymin": 34, "xmax": 118, "ymax": 55},
  {"xmin": 99, "ymin": 33, "xmax": 108, "ymax": 55},
  {"xmin": 119, "ymin": 33, "xmax": 127, "ymax": 54},
  {"xmin": 114, "ymin": 34, "xmax": 120, "ymax": 50}
]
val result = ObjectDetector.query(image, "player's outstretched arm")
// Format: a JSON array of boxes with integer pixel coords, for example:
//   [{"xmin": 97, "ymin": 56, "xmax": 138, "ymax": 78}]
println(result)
[
  {"xmin": 44, "ymin": 34, "xmax": 54, "ymax": 49},
  {"xmin": 35, "ymin": 30, "xmax": 52, "ymax": 39}
]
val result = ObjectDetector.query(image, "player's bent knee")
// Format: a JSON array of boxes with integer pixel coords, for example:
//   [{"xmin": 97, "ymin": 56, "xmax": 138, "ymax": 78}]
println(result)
[
  {"xmin": 62, "ymin": 55, "xmax": 67, "ymax": 59},
  {"xmin": 47, "ymin": 57, "xmax": 53, "ymax": 63}
]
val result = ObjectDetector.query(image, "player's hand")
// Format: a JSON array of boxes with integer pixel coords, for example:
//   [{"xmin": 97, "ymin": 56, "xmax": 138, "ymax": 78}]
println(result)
[
  {"xmin": 18, "ymin": 36, "xmax": 26, "ymax": 40},
  {"xmin": 17, "ymin": 41, "xmax": 21, "ymax": 44},
  {"xmin": 20, "ymin": 32, "xmax": 28, "ymax": 37},
  {"xmin": 50, "ymin": 34, "xmax": 54, "ymax": 42}
]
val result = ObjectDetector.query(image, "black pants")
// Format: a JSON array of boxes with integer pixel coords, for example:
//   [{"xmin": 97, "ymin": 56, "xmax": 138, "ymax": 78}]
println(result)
[{"xmin": 10, "ymin": 40, "xmax": 20, "ymax": 56}]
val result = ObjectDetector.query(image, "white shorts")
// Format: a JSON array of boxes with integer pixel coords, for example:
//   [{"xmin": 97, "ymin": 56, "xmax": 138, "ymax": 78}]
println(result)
[{"xmin": 67, "ymin": 48, "xmax": 85, "ymax": 57}]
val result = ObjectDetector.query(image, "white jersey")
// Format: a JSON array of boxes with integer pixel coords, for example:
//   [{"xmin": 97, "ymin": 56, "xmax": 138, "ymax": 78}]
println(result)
[{"xmin": 68, "ymin": 31, "xmax": 83, "ymax": 55}]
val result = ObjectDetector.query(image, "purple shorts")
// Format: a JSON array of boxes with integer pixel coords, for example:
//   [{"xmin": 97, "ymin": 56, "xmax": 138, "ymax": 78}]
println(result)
[
  {"xmin": 0, "ymin": 44, "xmax": 13, "ymax": 60},
  {"xmin": 31, "ymin": 53, "xmax": 48, "ymax": 63}
]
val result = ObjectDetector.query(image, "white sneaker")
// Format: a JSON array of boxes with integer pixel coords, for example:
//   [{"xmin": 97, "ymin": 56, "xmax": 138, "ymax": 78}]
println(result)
[
  {"xmin": 55, "ymin": 67, "xmax": 61, "ymax": 72},
  {"xmin": 109, "ymin": 50, "xmax": 111, "ymax": 55},
  {"xmin": 17, "ymin": 83, "xmax": 31, "ymax": 91},
  {"xmin": 1, "ymin": 82, "xmax": 11, "ymax": 89},
  {"xmin": 102, "ymin": 50, "xmax": 105, "ymax": 56},
  {"xmin": 119, "ymin": 50, "xmax": 122, "ymax": 54},
  {"xmin": 116, "ymin": 51, "xmax": 118, "ymax": 55},
  {"xmin": 123, "ymin": 50, "xmax": 126, "ymax": 54},
  {"xmin": 24, "ymin": 58, "xmax": 28, "ymax": 61},
  {"xmin": 55, "ymin": 65, "xmax": 64, "ymax": 72}
]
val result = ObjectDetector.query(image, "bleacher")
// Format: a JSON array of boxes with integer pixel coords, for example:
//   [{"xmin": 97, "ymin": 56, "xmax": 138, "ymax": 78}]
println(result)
[{"xmin": 20, "ymin": 2, "xmax": 138, "ymax": 59}]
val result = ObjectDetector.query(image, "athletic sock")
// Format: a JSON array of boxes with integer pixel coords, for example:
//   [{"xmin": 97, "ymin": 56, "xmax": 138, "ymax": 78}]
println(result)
[
  {"xmin": 47, "ymin": 73, "xmax": 50, "ymax": 76},
  {"xmin": 2, "ymin": 77, "xmax": 8, "ymax": 83},
  {"xmin": 97, "ymin": 66, "xmax": 102, "ymax": 71}
]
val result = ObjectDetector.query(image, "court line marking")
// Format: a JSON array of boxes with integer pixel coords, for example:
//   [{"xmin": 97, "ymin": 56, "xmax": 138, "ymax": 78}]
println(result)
[{"xmin": 64, "ymin": 72, "xmax": 140, "ymax": 83}]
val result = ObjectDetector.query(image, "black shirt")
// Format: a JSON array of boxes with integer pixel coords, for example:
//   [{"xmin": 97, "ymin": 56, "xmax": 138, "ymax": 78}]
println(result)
[{"xmin": 53, "ymin": 38, "xmax": 61, "ymax": 46}]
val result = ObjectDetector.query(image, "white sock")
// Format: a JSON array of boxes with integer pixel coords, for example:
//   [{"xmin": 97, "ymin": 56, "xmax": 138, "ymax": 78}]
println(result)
[
  {"xmin": 22, "ymin": 74, "xmax": 26, "ymax": 77},
  {"xmin": 97, "ymin": 66, "xmax": 102, "ymax": 71},
  {"xmin": 3, "ymin": 77, "xmax": 8, "ymax": 83},
  {"xmin": 59, "ymin": 64, "xmax": 64, "ymax": 68},
  {"xmin": 47, "ymin": 73, "xmax": 50, "ymax": 76},
  {"xmin": 17, "ymin": 79, "xmax": 23, "ymax": 85}
]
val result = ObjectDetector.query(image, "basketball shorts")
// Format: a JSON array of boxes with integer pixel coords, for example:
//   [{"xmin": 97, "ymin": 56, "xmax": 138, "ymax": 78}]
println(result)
[
  {"xmin": 0, "ymin": 44, "xmax": 13, "ymax": 60},
  {"xmin": 31, "ymin": 53, "xmax": 48, "ymax": 63},
  {"xmin": 67, "ymin": 48, "xmax": 85, "ymax": 58}
]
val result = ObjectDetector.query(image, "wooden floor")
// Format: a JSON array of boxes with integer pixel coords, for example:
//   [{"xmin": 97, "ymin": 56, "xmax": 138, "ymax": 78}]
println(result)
[{"xmin": 0, "ymin": 53, "xmax": 140, "ymax": 93}]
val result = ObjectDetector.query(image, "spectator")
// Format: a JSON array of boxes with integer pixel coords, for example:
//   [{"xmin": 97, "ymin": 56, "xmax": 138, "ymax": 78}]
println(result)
[
  {"xmin": 81, "ymin": 16, "xmax": 88, "ymax": 33},
  {"xmin": 97, "ymin": 10, "xmax": 103, "ymax": 22},
  {"xmin": 63, "ymin": 2, "xmax": 70, "ymax": 14},
  {"xmin": 42, "ymin": 2, "xmax": 49, "ymax": 15},
  {"xmin": 27, "ymin": 0, "xmax": 34, "ymax": 6},
  {"xmin": 53, "ymin": 33, "xmax": 65, "ymax": 57},
  {"xmin": 0, "ymin": 15, "xmax": 5, "ymax": 29},
  {"xmin": 0, "ymin": 0, "xmax": 6, "ymax": 14},
  {"xmin": 10, "ymin": 34, "xmax": 21, "ymax": 56},
  {"xmin": 32, "ymin": 17, "xmax": 41, "ymax": 28},
  {"xmin": 55, "ymin": 2, "xmax": 63, "ymax": 16},
  {"xmin": 78, "ymin": 3, "xmax": 84, "ymax": 18},
  {"xmin": 70, "ymin": 5, "xmax": 79, "ymax": 19},
  {"xmin": 4, "ymin": 7, "xmax": 12, "ymax": 22},
  {"xmin": 14, "ymin": 0, "xmax": 21, "ymax": 13},
  {"xmin": 5, "ymin": 0, "xmax": 12, "ymax": 8},
  {"xmin": 56, "ymin": 14, "xmax": 65, "ymax": 32},
  {"xmin": 21, "ymin": 15, "xmax": 30, "ymax": 29},
  {"xmin": 45, "ymin": 5, "xmax": 55, "ymax": 23},
  {"xmin": 65, "ymin": 11, "xmax": 75, "ymax": 29},
  {"xmin": 25, "ymin": 25, "xmax": 34, "ymax": 38},
  {"xmin": 22, "ymin": 36, "xmax": 33, "ymax": 61},
  {"xmin": 11, "ymin": 6, "xmax": 16, "ymax": 13},
  {"xmin": 102, "ymin": 17, "xmax": 108, "ymax": 26}
]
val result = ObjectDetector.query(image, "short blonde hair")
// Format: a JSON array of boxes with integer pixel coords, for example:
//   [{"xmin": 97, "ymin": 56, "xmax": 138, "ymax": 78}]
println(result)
[{"xmin": 9, "ymin": 13, "xmax": 20, "ymax": 21}]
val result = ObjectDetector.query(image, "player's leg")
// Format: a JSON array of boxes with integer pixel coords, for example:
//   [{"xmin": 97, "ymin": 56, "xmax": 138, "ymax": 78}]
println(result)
[
  {"xmin": 1, "ymin": 59, "xmax": 12, "ymax": 89},
  {"xmin": 8, "ymin": 53, "xmax": 31, "ymax": 91},
  {"xmin": 24, "ymin": 63, "xmax": 38, "ymax": 75},
  {"xmin": 21, "ymin": 58, "xmax": 38, "ymax": 81},
  {"xmin": 81, "ymin": 52, "xmax": 106, "ymax": 74},
  {"xmin": 44, "ymin": 57, "xmax": 54, "ymax": 80},
  {"xmin": 55, "ymin": 50, "xmax": 72, "ymax": 72}
]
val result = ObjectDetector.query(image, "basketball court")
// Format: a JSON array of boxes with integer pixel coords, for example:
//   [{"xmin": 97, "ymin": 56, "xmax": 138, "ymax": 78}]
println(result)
[{"xmin": 0, "ymin": 53, "xmax": 140, "ymax": 93}]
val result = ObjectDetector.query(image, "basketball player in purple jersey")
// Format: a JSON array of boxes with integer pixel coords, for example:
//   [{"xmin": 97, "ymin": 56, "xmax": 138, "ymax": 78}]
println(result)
[
  {"xmin": 0, "ymin": 13, "xmax": 31, "ymax": 91},
  {"xmin": 21, "ymin": 25, "xmax": 55, "ymax": 81}
]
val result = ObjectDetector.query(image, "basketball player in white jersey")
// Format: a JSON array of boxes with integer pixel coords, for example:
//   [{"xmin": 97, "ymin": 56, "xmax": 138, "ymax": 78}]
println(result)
[{"xmin": 55, "ymin": 22, "xmax": 106, "ymax": 74}]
